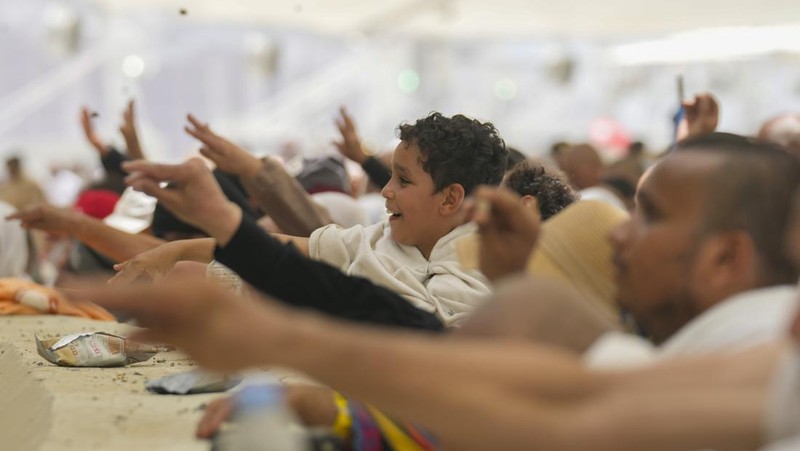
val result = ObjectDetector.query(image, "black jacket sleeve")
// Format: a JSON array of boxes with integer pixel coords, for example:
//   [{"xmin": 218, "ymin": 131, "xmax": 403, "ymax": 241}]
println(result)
[
  {"xmin": 361, "ymin": 156, "xmax": 392, "ymax": 188},
  {"xmin": 101, "ymin": 147, "xmax": 129, "ymax": 176},
  {"xmin": 213, "ymin": 217, "xmax": 444, "ymax": 332}
]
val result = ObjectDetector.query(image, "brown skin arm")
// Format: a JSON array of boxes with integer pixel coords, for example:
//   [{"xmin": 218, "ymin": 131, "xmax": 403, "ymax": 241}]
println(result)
[
  {"xmin": 457, "ymin": 275, "xmax": 620, "ymax": 353},
  {"xmin": 91, "ymin": 277, "xmax": 777, "ymax": 451},
  {"xmin": 7, "ymin": 203, "xmax": 164, "ymax": 263}
]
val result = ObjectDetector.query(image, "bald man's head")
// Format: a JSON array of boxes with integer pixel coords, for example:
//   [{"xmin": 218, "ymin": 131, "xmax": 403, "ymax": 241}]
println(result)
[
  {"xmin": 613, "ymin": 133, "xmax": 800, "ymax": 342},
  {"xmin": 561, "ymin": 144, "xmax": 603, "ymax": 190},
  {"xmin": 678, "ymin": 134, "xmax": 800, "ymax": 285},
  {"xmin": 759, "ymin": 113, "xmax": 800, "ymax": 158}
]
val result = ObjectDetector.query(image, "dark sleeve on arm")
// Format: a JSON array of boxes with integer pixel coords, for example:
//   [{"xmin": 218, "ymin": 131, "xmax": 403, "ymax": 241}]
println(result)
[
  {"xmin": 361, "ymin": 156, "xmax": 392, "ymax": 188},
  {"xmin": 213, "ymin": 217, "xmax": 444, "ymax": 332},
  {"xmin": 101, "ymin": 147, "xmax": 130, "ymax": 176}
]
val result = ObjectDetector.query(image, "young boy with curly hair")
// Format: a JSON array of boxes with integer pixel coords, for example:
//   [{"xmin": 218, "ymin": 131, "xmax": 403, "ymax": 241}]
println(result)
[
  {"xmin": 118, "ymin": 112, "xmax": 509, "ymax": 326},
  {"xmin": 306, "ymin": 113, "xmax": 507, "ymax": 324}
]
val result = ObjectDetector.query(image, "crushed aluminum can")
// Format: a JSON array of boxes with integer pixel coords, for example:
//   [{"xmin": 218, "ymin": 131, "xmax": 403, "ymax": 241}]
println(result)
[{"xmin": 35, "ymin": 332, "xmax": 159, "ymax": 367}]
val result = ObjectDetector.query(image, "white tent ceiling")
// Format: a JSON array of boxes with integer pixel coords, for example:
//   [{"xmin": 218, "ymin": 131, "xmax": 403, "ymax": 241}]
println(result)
[{"xmin": 95, "ymin": 0, "xmax": 800, "ymax": 39}]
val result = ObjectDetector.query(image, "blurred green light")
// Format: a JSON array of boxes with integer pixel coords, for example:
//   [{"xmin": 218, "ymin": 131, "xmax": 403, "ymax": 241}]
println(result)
[
  {"xmin": 397, "ymin": 69, "xmax": 420, "ymax": 93},
  {"xmin": 494, "ymin": 78, "xmax": 517, "ymax": 101}
]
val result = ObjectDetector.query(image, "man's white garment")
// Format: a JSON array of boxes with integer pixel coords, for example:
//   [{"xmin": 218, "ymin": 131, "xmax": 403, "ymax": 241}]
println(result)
[
  {"xmin": 309, "ymin": 220, "xmax": 491, "ymax": 326},
  {"xmin": 585, "ymin": 286, "xmax": 798, "ymax": 368},
  {"xmin": 0, "ymin": 201, "xmax": 29, "ymax": 278},
  {"xmin": 310, "ymin": 192, "xmax": 370, "ymax": 228}
]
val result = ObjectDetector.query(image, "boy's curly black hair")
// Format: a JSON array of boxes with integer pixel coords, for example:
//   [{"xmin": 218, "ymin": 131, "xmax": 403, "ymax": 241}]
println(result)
[
  {"xmin": 397, "ymin": 113, "xmax": 507, "ymax": 195},
  {"xmin": 503, "ymin": 160, "xmax": 578, "ymax": 220}
]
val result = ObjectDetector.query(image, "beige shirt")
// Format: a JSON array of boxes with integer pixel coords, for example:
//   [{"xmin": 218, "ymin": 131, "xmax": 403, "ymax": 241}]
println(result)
[{"xmin": 0, "ymin": 176, "xmax": 45, "ymax": 211}]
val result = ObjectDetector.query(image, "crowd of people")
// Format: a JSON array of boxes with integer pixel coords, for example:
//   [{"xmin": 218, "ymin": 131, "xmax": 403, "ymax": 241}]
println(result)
[{"xmin": 2, "ymin": 90, "xmax": 800, "ymax": 450}]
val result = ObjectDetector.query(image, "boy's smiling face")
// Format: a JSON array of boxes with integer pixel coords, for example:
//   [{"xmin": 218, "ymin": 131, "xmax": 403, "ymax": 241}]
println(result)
[{"xmin": 382, "ymin": 141, "xmax": 458, "ymax": 259}]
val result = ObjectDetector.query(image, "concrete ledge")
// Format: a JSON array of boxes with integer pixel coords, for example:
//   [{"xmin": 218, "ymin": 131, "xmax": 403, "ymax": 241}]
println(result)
[
  {"xmin": 0, "ymin": 316, "xmax": 219, "ymax": 451},
  {"xmin": 0, "ymin": 341, "xmax": 53, "ymax": 451}
]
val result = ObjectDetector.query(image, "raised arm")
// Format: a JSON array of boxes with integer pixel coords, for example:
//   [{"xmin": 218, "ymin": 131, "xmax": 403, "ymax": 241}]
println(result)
[
  {"xmin": 677, "ymin": 92, "xmax": 720, "ymax": 142},
  {"xmin": 184, "ymin": 114, "xmax": 332, "ymax": 236},
  {"xmin": 333, "ymin": 106, "xmax": 391, "ymax": 188},
  {"xmin": 109, "ymin": 237, "xmax": 215, "ymax": 285},
  {"xmin": 119, "ymin": 99, "xmax": 145, "ymax": 160},
  {"xmin": 80, "ymin": 106, "xmax": 110, "ymax": 157},
  {"xmin": 120, "ymin": 158, "xmax": 442, "ymax": 330},
  {"xmin": 7, "ymin": 203, "xmax": 164, "ymax": 263}
]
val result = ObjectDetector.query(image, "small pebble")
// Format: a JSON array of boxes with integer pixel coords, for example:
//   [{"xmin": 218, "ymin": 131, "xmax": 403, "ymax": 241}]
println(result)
[
  {"xmin": 90, "ymin": 112, "xmax": 99, "ymax": 118},
  {"xmin": 179, "ymin": 8, "xmax": 187, "ymax": 15}
]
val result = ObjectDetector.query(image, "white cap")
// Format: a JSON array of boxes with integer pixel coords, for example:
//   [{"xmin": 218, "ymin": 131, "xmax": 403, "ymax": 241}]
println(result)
[{"xmin": 103, "ymin": 187, "xmax": 157, "ymax": 234}]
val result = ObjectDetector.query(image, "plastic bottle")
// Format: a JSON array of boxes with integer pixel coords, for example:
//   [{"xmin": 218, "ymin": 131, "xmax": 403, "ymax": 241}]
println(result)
[{"xmin": 213, "ymin": 384, "xmax": 307, "ymax": 451}]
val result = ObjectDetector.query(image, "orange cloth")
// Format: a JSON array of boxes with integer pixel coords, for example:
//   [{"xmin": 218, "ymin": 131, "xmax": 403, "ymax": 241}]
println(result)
[{"xmin": 0, "ymin": 278, "xmax": 115, "ymax": 321}]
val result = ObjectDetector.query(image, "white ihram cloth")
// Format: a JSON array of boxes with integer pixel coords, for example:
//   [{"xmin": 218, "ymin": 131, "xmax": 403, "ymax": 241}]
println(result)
[{"xmin": 585, "ymin": 286, "xmax": 797, "ymax": 368}]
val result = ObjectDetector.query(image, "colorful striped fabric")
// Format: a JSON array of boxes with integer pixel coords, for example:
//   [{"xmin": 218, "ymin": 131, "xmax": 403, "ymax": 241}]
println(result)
[{"xmin": 333, "ymin": 392, "xmax": 439, "ymax": 451}]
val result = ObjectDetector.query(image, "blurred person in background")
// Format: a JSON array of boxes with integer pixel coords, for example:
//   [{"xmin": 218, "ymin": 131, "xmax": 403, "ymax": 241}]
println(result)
[
  {"xmin": 0, "ymin": 155, "xmax": 45, "ymax": 211},
  {"xmin": 759, "ymin": 113, "xmax": 800, "ymax": 159}
]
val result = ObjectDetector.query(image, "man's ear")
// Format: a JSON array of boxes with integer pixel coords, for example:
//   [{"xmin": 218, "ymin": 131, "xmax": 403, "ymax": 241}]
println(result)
[
  {"xmin": 440, "ymin": 183, "xmax": 466, "ymax": 215},
  {"xmin": 692, "ymin": 231, "xmax": 758, "ymax": 310}
]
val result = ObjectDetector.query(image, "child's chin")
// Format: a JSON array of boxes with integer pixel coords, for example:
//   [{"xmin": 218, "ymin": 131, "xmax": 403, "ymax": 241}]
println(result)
[{"xmin": 388, "ymin": 227, "xmax": 414, "ymax": 247}]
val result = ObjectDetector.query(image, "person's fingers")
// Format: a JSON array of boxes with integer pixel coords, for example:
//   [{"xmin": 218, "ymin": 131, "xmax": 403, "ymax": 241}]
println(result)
[
  {"xmin": 80, "ymin": 107, "xmax": 97, "ymax": 139},
  {"xmin": 107, "ymin": 264, "xmax": 142, "ymax": 286},
  {"xmin": 6, "ymin": 205, "xmax": 43, "ymax": 222},
  {"xmin": 184, "ymin": 125, "xmax": 208, "ymax": 143},
  {"xmin": 5, "ymin": 210, "xmax": 26, "ymax": 221},
  {"xmin": 199, "ymin": 144, "xmax": 227, "ymax": 159},
  {"xmin": 186, "ymin": 114, "xmax": 209, "ymax": 131},
  {"xmin": 111, "ymin": 260, "xmax": 127, "ymax": 272},
  {"xmin": 196, "ymin": 397, "xmax": 233, "ymax": 438},
  {"xmin": 198, "ymin": 145, "xmax": 221, "ymax": 162},
  {"xmin": 81, "ymin": 284, "xmax": 145, "ymax": 313},
  {"xmin": 474, "ymin": 187, "xmax": 538, "ymax": 233},
  {"xmin": 126, "ymin": 328, "xmax": 168, "ymax": 346},
  {"xmin": 122, "ymin": 160, "xmax": 185, "ymax": 183},
  {"xmin": 87, "ymin": 282, "xmax": 184, "ymax": 323},
  {"xmin": 125, "ymin": 175, "xmax": 180, "ymax": 206},
  {"xmin": 340, "ymin": 107, "xmax": 354, "ymax": 129},
  {"xmin": 473, "ymin": 187, "xmax": 517, "ymax": 219},
  {"xmin": 696, "ymin": 95, "xmax": 711, "ymax": 114},
  {"xmin": 335, "ymin": 118, "xmax": 346, "ymax": 135},
  {"xmin": 472, "ymin": 198, "xmax": 492, "ymax": 226}
]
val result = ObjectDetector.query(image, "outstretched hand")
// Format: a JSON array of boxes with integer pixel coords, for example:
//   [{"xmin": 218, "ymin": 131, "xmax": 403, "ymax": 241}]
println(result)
[
  {"xmin": 680, "ymin": 93, "xmax": 719, "ymax": 140},
  {"xmin": 86, "ymin": 275, "xmax": 295, "ymax": 372},
  {"xmin": 184, "ymin": 114, "xmax": 262, "ymax": 178},
  {"xmin": 467, "ymin": 187, "xmax": 541, "ymax": 281},
  {"xmin": 119, "ymin": 99, "xmax": 145, "ymax": 160},
  {"xmin": 80, "ymin": 106, "xmax": 109, "ymax": 156},
  {"xmin": 108, "ymin": 240, "xmax": 187, "ymax": 286},
  {"xmin": 122, "ymin": 158, "xmax": 242, "ymax": 245},
  {"xmin": 332, "ymin": 106, "xmax": 368, "ymax": 164},
  {"xmin": 6, "ymin": 203, "xmax": 83, "ymax": 237}
]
